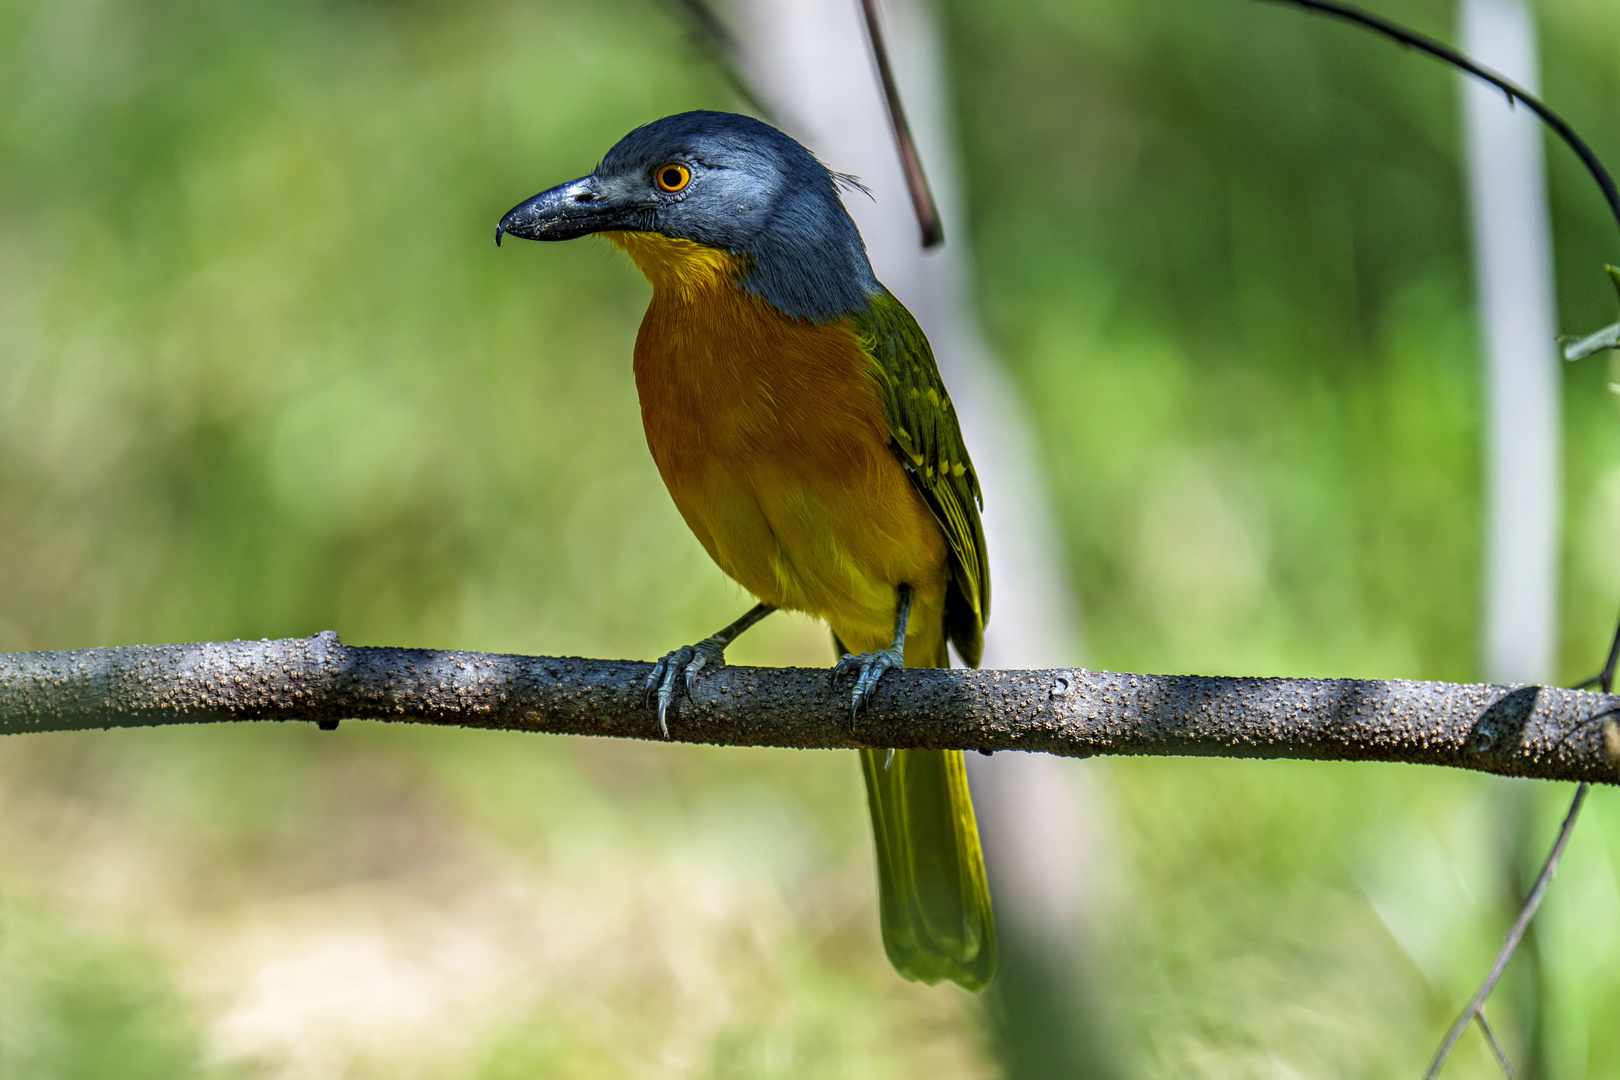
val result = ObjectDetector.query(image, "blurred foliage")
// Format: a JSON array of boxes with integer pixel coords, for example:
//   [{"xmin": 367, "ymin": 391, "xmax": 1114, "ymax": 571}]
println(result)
[
  {"xmin": 943, "ymin": 0, "xmax": 1620, "ymax": 1074},
  {"xmin": 2, "ymin": 0, "xmax": 1620, "ymax": 1074},
  {"xmin": 948, "ymin": 0, "xmax": 1620, "ymax": 683}
]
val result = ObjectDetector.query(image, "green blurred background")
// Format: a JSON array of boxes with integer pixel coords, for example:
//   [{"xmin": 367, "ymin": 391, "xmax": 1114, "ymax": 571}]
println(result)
[{"xmin": 2, "ymin": 0, "xmax": 1620, "ymax": 1074}]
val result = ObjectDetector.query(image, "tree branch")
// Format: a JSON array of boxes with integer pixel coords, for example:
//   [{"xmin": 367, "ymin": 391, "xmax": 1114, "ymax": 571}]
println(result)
[{"xmin": 0, "ymin": 632, "xmax": 1615, "ymax": 782}]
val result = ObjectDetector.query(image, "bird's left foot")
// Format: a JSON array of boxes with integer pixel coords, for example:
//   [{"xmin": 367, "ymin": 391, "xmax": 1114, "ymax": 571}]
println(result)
[
  {"xmin": 831, "ymin": 648, "xmax": 904, "ymax": 724},
  {"xmin": 645, "ymin": 637, "xmax": 727, "ymax": 738}
]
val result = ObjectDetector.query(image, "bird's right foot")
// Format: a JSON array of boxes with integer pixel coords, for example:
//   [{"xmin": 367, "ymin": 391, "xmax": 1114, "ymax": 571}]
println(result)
[
  {"xmin": 644, "ymin": 637, "xmax": 728, "ymax": 738},
  {"xmin": 831, "ymin": 647, "xmax": 904, "ymax": 727}
]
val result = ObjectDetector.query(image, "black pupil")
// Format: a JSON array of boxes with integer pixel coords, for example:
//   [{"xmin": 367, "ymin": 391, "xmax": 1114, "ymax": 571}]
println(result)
[{"xmin": 662, "ymin": 168, "xmax": 682, "ymax": 188}]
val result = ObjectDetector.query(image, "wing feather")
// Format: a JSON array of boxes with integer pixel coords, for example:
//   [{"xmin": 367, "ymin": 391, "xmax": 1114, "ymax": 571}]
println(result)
[{"xmin": 848, "ymin": 291, "xmax": 989, "ymax": 665}]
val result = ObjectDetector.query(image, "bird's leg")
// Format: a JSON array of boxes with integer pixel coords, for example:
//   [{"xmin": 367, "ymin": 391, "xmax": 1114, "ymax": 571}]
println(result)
[
  {"xmin": 832, "ymin": 583, "xmax": 912, "ymax": 727},
  {"xmin": 645, "ymin": 603, "xmax": 775, "ymax": 738}
]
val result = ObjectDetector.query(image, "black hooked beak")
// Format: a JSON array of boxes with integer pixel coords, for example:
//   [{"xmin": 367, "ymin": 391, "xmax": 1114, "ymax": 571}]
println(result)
[{"xmin": 494, "ymin": 176, "xmax": 644, "ymax": 246}]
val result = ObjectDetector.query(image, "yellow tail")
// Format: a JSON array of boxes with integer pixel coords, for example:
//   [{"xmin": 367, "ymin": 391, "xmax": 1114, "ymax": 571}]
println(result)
[{"xmin": 860, "ymin": 747, "xmax": 997, "ymax": 992}]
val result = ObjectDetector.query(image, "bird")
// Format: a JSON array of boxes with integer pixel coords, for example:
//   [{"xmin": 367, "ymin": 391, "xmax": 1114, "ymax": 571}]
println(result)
[{"xmin": 496, "ymin": 110, "xmax": 995, "ymax": 992}]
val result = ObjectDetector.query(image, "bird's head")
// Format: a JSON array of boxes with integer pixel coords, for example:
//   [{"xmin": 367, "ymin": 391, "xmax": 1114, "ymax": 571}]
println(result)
[{"xmin": 496, "ymin": 111, "xmax": 878, "ymax": 322}]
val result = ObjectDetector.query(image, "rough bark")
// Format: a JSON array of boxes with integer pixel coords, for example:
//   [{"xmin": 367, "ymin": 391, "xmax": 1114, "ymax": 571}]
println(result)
[{"xmin": 0, "ymin": 632, "xmax": 1614, "ymax": 783}]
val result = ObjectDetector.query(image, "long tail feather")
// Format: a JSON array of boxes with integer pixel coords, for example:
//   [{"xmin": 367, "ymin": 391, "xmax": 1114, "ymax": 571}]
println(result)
[{"xmin": 860, "ymin": 746, "xmax": 996, "ymax": 991}]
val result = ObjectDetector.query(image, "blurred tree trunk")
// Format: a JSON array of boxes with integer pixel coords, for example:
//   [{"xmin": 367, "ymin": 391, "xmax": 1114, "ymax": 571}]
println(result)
[
  {"xmin": 733, "ymin": 0, "xmax": 1119, "ymax": 1074},
  {"xmin": 1465, "ymin": 0, "xmax": 1558, "ymax": 690},
  {"xmin": 1461, "ymin": 0, "xmax": 1559, "ymax": 1074}
]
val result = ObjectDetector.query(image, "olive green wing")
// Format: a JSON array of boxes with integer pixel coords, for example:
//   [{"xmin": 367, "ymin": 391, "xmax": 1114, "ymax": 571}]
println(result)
[{"xmin": 849, "ymin": 290, "xmax": 989, "ymax": 666}]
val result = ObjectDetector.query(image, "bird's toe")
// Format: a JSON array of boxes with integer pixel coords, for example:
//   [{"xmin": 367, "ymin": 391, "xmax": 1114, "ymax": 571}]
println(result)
[
  {"xmin": 649, "ymin": 644, "xmax": 697, "ymax": 738},
  {"xmin": 684, "ymin": 636, "xmax": 727, "ymax": 685},
  {"xmin": 832, "ymin": 648, "xmax": 904, "ymax": 725},
  {"xmin": 831, "ymin": 651, "xmax": 863, "ymax": 689}
]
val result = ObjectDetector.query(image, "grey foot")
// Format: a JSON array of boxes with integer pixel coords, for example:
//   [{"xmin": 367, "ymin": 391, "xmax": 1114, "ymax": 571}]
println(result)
[
  {"xmin": 831, "ymin": 647, "xmax": 904, "ymax": 724},
  {"xmin": 645, "ymin": 637, "xmax": 727, "ymax": 738}
]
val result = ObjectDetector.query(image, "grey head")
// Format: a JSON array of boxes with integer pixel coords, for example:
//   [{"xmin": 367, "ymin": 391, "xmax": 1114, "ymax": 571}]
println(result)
[{"xmin": 496, "ymin": 111, "xmax": 881, "ymax": 323}]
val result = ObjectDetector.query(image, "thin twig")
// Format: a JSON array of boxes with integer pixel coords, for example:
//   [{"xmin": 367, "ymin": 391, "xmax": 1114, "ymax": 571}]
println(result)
[
  {"xmin": 1424, "ymin": 782, "xmax": 1588, "ymax": 1078},
  {"xmin": 1256, "ymin": 0, "xmax": 1620, "ymax": 242},
  {"xmin": 856, "ymin": 0, "xmax": 944, "ymax": 248},
  {"xmin": 1474, "ymin": 1012, "xmax": 1516, "ymax": 1079}
]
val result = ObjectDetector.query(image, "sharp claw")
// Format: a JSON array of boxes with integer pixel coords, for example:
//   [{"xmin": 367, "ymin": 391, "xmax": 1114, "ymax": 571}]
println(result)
[
  {"xmin": 830, "ymin": 653, "xmax": 857, "ymax": 689},
  {"xmin": 652, "ymin": 646, "xmax": 689, "ymax": 738},
  {"xmin": 647, "ymin": 640, "xmax": 727, "ymax": 738},
  {"xmin": 644, "ymin": 664, "xmax": 664, "ymax": 709},
  {"xmin": 883, "ymin": 748, "xmax": 895, "ymax": 770},
  {"xmin": 848, "ymin": 650, "xmax": 900, "ymax": 718},
  {"xmin": 833, "ymin": 648, "xmax": 903, "ymax": 730}
]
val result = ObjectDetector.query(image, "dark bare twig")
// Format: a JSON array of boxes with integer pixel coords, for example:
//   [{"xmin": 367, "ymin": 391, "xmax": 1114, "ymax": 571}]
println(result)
[
  {"xmin": 1255, "ymin": 0, "xmax": 1620, "ymax": 241},
  {"xmin": 856, "ymin": 0, "xmax": 944, "ymax": 248}
]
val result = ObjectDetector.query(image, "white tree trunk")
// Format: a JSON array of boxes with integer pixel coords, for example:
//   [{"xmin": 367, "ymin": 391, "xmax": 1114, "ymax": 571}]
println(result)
[
  {"xmin": 1462, "ymin": 0, "xmax": 1560, "ymax": 687},
  {"xmin": 1461, "ymin": 4, "xmax": 1561, "ymax": 1069}
]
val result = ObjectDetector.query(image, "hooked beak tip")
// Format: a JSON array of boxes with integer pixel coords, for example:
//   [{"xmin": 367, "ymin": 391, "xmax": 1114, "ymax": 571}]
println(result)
[{"xmin": 497, "ymin": 178, "xmax": 615, "ymax": 244}]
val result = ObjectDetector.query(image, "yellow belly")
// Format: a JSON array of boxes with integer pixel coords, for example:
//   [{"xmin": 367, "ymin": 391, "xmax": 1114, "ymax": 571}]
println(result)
[{"xmin": 610, "ymin": 232, "xmax": 950, "ymax": 661}]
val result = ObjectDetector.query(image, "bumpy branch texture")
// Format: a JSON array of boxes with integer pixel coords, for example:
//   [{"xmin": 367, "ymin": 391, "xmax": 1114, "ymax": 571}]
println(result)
[{"xmin": 0, "ymin": 632, "xmax": 1616, "ymax": 783}]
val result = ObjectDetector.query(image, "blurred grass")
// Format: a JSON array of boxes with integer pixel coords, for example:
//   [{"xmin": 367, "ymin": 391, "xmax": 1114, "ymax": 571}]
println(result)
[{"xmin": 2, "ymin": 0, "xmax": 1620, "ymax": 1074}]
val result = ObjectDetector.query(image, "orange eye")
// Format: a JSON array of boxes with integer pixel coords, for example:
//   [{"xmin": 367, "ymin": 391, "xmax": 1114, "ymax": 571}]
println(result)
[{"xmin": 655, "ymin": 163, "xmax": 692, "ymax": 193}]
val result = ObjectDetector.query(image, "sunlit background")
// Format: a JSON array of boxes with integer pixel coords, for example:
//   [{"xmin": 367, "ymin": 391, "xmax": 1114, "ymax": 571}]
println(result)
[{"xmin": 3, "ymin": 0, "xmax": 1620, "ymax": 1074}]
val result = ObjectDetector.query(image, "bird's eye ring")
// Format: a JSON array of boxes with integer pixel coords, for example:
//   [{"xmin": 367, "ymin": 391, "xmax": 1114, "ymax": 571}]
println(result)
[{"xmin": 655, "ymin": 163, "xmax": 692, "ymax": 193}]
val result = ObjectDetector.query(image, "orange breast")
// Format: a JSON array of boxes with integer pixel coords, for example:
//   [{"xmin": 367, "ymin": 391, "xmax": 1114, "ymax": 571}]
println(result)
[{"xmin": 607, "ymin": 232, "xmax": 950, "ymax": 657}]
